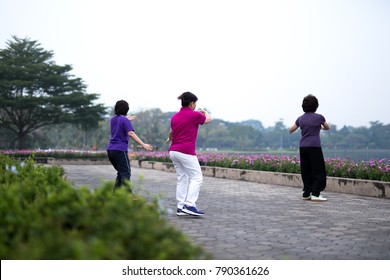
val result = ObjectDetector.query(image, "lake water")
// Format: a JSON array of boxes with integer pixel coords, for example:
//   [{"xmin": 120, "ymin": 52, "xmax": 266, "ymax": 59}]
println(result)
[{"xmin": 203, "ymin": 149, "xmax": 390, "ymax": 162}]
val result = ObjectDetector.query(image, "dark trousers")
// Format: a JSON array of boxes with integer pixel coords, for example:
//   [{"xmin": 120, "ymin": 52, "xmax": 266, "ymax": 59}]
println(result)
[
  {"xmin": 107, "ymin": 150, "xmax": 132, "ymax": 193},
  {"xmin": 299, "ymin": 147, "xmax": 326, "ymax": 197}
]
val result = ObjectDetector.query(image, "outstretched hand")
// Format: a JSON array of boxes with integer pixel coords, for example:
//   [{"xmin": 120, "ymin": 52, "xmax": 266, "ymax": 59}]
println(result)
[
  {"xmin": 143, "ymin": 144, "xmax": 153, "ymax": 151},
  {"xmin": 165, "ymin": 131, "xmax": 172, "ymax": 144},
  {"xmin": 127, "ymin": 115, "xmax": 136, "ymax": 121},
  {"xmin": 198, "ymin": 108, "xmax": 207, "ymax": 115}
]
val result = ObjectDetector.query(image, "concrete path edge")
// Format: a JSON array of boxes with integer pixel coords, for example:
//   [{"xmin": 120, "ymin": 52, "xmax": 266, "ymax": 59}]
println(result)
[
  {"xmin": 131, "ymin": 160, "xmax": 390, "ymax": 199},
  {"xmin": 47, "ymin": 158, "xmax": 389, "ymax": 199}
]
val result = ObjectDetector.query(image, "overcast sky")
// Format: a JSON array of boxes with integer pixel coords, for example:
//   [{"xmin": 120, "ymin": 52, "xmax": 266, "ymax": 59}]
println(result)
[{"xmin": 1, "ymin": 0, "xmax": 389, "ymax": 128}]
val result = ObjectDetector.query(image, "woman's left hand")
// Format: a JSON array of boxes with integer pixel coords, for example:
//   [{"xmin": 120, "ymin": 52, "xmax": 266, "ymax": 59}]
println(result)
[{"xmin": 127, "ymin": 115, "xmax": 136, "ymax": 121}]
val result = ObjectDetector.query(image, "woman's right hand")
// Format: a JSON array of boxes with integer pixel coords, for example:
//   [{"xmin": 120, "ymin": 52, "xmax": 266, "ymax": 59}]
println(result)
[
  {"xmin": 143, "ymin": 143, "xmax": 154, "ymax": 151},
  {"xmin": 165, "ymin": 130, "xmax": 172, "ymax": 143}
]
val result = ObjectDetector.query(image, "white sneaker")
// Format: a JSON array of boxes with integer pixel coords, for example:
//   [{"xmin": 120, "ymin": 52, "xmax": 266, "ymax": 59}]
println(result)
[
  {"xmin": 311, "ymin": 194, "xmax": 327, "ymax": 202},
  {"xmin": 177, "ymin": 208, "xmax": 189, "ymax": 216}
]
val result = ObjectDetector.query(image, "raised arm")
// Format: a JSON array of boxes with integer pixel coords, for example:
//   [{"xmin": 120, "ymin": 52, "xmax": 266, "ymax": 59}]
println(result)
[
  {"xmin": 128, "ymin": 131, "xmax": 153, "ymax": 151},
  {"xmin": 198, "ymin": 108, "xmax": 212, "ymax": 124},
  {"xmin": 321, "ymin": 122, "xmax": 330, "ymax": 130},
  {"xmin": 165, "ymin": 129, "xmax": 172, "ymax": 143},
  {"xmin": 289, "ymin": 123, "xmax": 299, "ymax": 134}
]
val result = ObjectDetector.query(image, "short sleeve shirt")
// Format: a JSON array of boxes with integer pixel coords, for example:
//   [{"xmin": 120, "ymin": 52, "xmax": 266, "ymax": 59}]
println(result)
[
  {"xmin": 169, "ymin": 107, "xmax": 206, "ymax": 155},
  {"xmin": 106, "ymin": 115, "xmax": 134, "ymax": 152},
  {"xmin": 295, "ymin": 112, "xmax": 326, "ymax": 147}
]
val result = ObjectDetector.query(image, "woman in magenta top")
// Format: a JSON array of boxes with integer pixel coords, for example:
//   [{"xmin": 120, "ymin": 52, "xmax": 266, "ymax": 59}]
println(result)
[{"xmin": 166, "ymin": 92, "xmax": 212, "ymax": 216}]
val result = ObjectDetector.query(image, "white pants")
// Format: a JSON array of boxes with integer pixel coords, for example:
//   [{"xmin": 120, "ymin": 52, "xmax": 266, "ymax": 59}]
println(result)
[{"xmin": 169, "ymin": 151, "xmax": 203, "ymax": 209}]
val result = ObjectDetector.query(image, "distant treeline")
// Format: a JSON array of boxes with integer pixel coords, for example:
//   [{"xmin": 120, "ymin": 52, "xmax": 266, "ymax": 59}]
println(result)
[{"xmin": 1, "ymin": 108, "xmax": 389, "ymax": 158}]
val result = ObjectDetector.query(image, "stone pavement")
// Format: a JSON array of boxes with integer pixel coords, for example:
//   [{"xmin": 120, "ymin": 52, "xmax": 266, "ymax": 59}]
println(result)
[{"xmin": 62, "ymin": 164, "xmax": 390, "ymax": 260}]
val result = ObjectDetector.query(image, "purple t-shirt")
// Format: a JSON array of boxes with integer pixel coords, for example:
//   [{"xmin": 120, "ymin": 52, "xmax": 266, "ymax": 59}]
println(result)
[
  {"xmin": 169, "ymin": 107, "xmax": 206, "ymax": 155},
  {"xmin": 295, "ymin": 112, "xmax": 326, "ymax": 147},
  {"xmin": 106, "ymin": 115, "xmax": 134, "ymax": 152}
]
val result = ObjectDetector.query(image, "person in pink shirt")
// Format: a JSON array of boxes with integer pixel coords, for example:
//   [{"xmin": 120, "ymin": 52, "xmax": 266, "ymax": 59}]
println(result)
[{"xmin": 166, "ymin": 92, "xmax": 212, "ymax": 216}]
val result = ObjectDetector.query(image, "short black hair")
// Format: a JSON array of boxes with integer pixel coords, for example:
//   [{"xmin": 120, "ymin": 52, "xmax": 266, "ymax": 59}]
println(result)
[
  {"xmin": 302, "ymin": 94, "xmax": 319, "ymax": 113},
  {"xmin": 177, "ymin": 91, "xmax": 198, "ymax": 107},
  {"xmin": 114, "ymin": 100, "xmax": 129, "ymax": 116}
]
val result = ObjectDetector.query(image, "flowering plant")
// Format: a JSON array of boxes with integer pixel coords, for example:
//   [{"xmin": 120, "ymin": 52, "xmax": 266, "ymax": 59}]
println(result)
[
  {"xmin": 135, "ymin": 151, "xmax": 390, "ymax": 182},
  {"xmin": 2, "ymin": 150, "xmax": 389, "ymax": 182}
]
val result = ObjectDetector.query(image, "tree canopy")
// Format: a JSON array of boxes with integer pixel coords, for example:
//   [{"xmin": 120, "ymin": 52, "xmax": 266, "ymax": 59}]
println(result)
[{"xmin": 0, "ymin": 36, "xmax": 107, "ymax": 149}]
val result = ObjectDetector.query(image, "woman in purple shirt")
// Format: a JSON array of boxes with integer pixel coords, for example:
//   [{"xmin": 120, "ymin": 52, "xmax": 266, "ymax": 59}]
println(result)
[
  {"xmin": 107, "ymin": 100, "xmax": 153, "ymax": 193},
  {"xmin": 290, "ymin": 95, "xmax": 330, "ymax": 201},
  {"xmin": 166, "ymin": 92, "xmax": 212, "ymax": 216}
]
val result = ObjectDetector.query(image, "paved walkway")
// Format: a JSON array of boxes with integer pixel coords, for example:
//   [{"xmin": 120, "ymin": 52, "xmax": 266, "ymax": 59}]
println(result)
[{"xmin": 62, "ymin": 164, "xmax": 390, "ymax": 260}]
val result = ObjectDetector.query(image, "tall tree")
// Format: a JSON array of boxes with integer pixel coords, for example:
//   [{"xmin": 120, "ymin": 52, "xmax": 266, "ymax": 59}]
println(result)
[{"xmin": 0, "ymin": 36, "xmax": 107, "ymax": 149}]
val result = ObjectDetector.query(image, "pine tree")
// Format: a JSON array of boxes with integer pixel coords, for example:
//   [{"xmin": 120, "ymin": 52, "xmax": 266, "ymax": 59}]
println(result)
[{"xmin": 0, "ymin": 36, "xmax": 107, "ymax": 149}]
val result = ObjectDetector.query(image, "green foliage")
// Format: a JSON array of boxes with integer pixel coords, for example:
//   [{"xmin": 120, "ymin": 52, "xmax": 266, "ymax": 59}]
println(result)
[
  {"xmin": 0, "ymin": 155, "xmax": 209, "ymax": 260},
  {"xmin": 324, "ymin": 158, "xmax": 390, "ymax": 181},
  {"xmin": 2, "ymin": 150, "xmax": 107, "ymax": 159},
  {"xmin": 132, "ymin": 109, "xmax": 172, "ymax": 150},
  {"xmin": 0, "ymin": 36, "xmax": 107, "ymax": 149}
]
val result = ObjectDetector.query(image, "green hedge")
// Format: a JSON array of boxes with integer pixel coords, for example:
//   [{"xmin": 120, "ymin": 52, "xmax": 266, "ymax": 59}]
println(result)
[{"xmin": 0, "ymin": 155, "xmax": 209, "ymax": 260}]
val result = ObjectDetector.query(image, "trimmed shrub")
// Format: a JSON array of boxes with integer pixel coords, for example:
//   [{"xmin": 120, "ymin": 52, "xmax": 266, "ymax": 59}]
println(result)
[{"xmin": 0, "ymin": 155, "xmax": 209, "ymax": 260}]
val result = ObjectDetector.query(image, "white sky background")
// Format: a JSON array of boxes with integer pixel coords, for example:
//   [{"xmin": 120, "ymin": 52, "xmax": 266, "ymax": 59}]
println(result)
[{"xmin": 1, "ymin": 0, "xmax": 389, "ymax": 128}]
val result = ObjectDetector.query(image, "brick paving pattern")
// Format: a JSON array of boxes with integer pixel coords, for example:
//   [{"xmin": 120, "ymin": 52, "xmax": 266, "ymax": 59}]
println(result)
[{"xmin": 62, "ymin": 165, "xmax": 390, "ymax": 260}]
